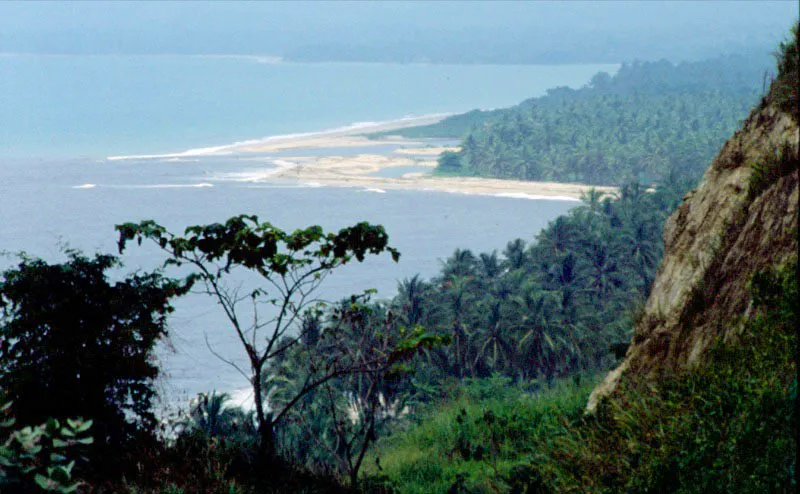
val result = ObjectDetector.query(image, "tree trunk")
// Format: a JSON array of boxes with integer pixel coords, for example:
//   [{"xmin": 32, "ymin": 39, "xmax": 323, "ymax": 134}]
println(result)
[{"xmin": 252, "ymin": 370, "xmax": 276, "ymax": 458}]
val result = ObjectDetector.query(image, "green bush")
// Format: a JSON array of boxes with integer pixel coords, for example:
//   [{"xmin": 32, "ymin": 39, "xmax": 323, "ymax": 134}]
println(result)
[
  {"xmin": 747, "ymin": 142, "xmax": 798, "ymax": 200},
  {"xmin": 0, "ymin": 401, "xmax": 93, "ymax": 493},
  {"xmin": 537, "ymin": 260, "xmax": 798, "ymax": 493},
  {"xmin": 773, "ymin": 22, "xmax": 799, "ymax": 122},
  {"xmin": 368, "ymin": 261, "xmax": 797, "ymax": 493},
  {"xmin": 364, "ymin": 377, "xmax": 595, "ymax": 493}
]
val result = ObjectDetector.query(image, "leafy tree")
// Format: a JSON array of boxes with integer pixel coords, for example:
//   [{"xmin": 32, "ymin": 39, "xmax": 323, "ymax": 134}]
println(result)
[
  {"xmin": 116, "ymin": 215, "xmax": 426, "ymax": 458},
  {"xmin": 0, "ymin": 251, "xmax": 183, "ymax": 473},
  {"xmin": 273, "ymin": 297, "xmax": 444, "ymax": 487}
]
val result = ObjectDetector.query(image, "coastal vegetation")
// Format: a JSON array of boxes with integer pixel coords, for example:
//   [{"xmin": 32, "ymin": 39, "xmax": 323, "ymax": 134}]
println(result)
[
  {"xmin": 364, "ymin": 261, "xmax": 797, "ymax": 492},
  {"xmin": 1, "ymin": 24, "xmax": 796, "ymax": 494},
  {"xmin": 383, "ymin": 54, "xmax": 769, "ymax": 185}
]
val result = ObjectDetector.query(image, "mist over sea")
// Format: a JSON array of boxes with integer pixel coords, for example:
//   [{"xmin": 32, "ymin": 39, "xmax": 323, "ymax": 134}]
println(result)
[{"xmin": 0, "ymin": 55, "xmax": 615, "ymax": 409}]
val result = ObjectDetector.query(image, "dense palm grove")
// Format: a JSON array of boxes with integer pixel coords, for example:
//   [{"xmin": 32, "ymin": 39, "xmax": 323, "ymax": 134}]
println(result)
[
  {"xmin": 388, "ymin": 182, "xmax": 683, "ymax": 382},
  {"xmin": 268, "ymin": 179, "xmax": 688, "ymax": 481},
  {"xmin": 397, "ymin": 55, "xmax": 769, "ymax": 184}
]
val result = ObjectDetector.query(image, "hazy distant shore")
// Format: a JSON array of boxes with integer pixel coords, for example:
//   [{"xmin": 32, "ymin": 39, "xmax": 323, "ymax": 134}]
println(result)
[
  {"xmin": 107, "ymin": 113, "xmax": 616, "ymax": 200},
  {"xmin": 106, "ymin": 113, "xmax": 451, "ymax": 161}
]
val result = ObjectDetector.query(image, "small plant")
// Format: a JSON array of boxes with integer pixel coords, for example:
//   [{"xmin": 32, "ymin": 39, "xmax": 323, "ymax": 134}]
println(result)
[
  {"xmin": 0, "ymin": 401, "xmax": 93, "ymax": 492},
  {"xmin": 773, "ymin": 23, "xmax": 799, "ymax": 122},
  {"xmin": 747, "ymin": 142, "xmax": 798, "ymax": 200}
]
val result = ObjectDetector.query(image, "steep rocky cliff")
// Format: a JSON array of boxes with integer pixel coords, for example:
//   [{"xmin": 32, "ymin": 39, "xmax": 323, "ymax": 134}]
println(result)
[{"xmin": 587, "ymin": 69, "xmax": 799, "ymax": 412}]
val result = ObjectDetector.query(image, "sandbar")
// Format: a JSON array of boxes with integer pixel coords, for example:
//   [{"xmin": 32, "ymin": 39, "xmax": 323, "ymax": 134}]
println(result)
[
  {"xmin": 108, "ymin": 112, "xmax": 617, "ymax": 200},
  {"xmin": 268, "ymin": 153, "xmax": 616, "ymax": 201}
]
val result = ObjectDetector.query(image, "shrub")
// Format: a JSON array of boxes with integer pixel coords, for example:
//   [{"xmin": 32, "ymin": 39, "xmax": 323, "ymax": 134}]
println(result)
[
  {"xmin": 0, "ymin": 401, "xmax": 93, "ymax": 493},
  {"xmin": 0, "ymin": 251, "xmax": 186, "ymax": 477},
  {"xmin": 747, "ymin": 142, "xmax": 798, "ymax": 200}
]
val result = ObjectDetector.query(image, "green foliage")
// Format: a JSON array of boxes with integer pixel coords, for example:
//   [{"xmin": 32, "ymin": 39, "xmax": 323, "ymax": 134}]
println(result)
[
  {"xmin": 364, "ymin": 377, "xmax": 596, "ymax": 493},
  {"xmin": 369, "ymin": 109, "xmax": 502, "ymax": 139},
  {"xmin": 180, "ymin": 392, "xmax": 258, "ymax": 449},
  {"xmin": 271, "ymin": 296, "xmax": 449, "ymax": 486},
  {"xmin": 421, "ymin": 56, "xmax": 766, "ymax": 185},
  {"xmin": 773, "ymin": 22, "xmax": 799, "ymax": 121},
  {"xmin": 369, "ymin": 261, "xmax": 797, "ymax": 493},
  {"xmin": 0, "ymin": 250, "xmax": 183, "ymax": 475},
  {"xmin": 437, "ymin": 150, "xmax": 463, "ymax": 173},
  {"xmin": 0, "ymin": 402, "xmax": 93, "ymax": 493},
  {"xmin": 385, "ymin": 180, "xmax": 684, "ymax": 387},
  {"xmin": 544, "ymin": 261, "xmax": 797, "ymax": 492},
  {"xmin": 116, "ymin": 216, "xmax": 406, "ymax": 458},
  {"xmin": 747, "ymin": 142, "xmax": 799, "ymax": 200}
]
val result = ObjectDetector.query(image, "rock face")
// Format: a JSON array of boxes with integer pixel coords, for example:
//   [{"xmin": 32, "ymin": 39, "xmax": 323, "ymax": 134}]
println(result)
[{"xmin": 587, "ymin": 92, "xmax": 799, "ymax": 412}]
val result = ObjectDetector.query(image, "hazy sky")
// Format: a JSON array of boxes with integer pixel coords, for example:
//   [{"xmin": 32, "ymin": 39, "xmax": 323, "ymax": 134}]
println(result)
[{"xmin": 0, "ymin": 1, "xmax": 795, "ymax": 62}]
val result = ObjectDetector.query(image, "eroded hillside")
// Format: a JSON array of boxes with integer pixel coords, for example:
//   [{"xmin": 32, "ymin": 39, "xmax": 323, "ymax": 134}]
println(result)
[{"xmin": 588, "ymin": 73, "xmax": 799, "ymax": 412}]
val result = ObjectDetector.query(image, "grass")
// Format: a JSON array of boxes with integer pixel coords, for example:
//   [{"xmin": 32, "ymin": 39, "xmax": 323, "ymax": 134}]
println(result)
[
  {"xmin": 363, "ymin": 375, "xmax": 597, "ymax": 493},
  {"xmin": 366, "ymin": 260, "xmax": 797, "ymax": 493},
  {"xmin": 773, "ymin": 23, "xmax": 799, "ymax": 122},
  {"xmin": 747, "ymin": 142, "xmax": 798, "ymax": 200}
]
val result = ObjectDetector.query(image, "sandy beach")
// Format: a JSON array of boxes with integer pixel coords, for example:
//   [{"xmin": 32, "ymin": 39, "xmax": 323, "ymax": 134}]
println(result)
[
  {"xmin": 230, "ymin": 116, "xmax": 615, "ymax": 200},
  {"xmin": 269, "ymin": 153, "xmax": 615, "ymax": 200},
  {"xmin": 231, "ymin": 113, "xmax": 451, "ymax": 153},
  {"xmin": 108, "ymin": 113, "xmax": 616, "ymax": 200}
]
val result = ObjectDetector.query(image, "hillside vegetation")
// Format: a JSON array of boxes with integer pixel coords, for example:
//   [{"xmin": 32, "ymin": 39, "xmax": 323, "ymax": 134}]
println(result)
[
  {"xmin": 381, "ymin": 55, "xmax": 770, "ymax": 185},
  {"xmin": 1, "ymin": 27, "xmax": 796, "ymax": 493},
  {"xmin": 367, "ymin": 261, "xmax": 797, "ymax": 492},
  {"xmin": 367, "ymin": 25, "xmax": 798, "ymax": 492}
]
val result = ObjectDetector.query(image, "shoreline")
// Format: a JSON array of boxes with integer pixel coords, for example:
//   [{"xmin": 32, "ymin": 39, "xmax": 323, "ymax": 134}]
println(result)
[
  {"xmin": 107, "ymin": 113, "xmax": 617, "ymax": 200},
  {"xmin": 268, "ymin": 155, "xmax": 615, "ymax": 201},
  {"xmin": 106, "ymin": 113, "xmax": 452, "ymax": 161}
]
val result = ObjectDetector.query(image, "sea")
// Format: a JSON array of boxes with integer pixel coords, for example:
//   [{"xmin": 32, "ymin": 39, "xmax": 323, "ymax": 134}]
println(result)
[{"xmin": 0, "ymin": 54, "xmax": 618, "ymax": 410}]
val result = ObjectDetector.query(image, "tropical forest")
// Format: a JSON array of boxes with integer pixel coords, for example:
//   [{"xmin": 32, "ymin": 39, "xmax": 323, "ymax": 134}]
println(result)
[{"xmin": 0, "ymin": 4, "xmax": 797, "ymax": 494}]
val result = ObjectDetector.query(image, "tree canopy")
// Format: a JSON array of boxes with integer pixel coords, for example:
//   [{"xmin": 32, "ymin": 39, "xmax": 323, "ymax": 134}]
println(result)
[{"xmin": 0, "ymin": 251, "xmax": 184, "ymax": 473}]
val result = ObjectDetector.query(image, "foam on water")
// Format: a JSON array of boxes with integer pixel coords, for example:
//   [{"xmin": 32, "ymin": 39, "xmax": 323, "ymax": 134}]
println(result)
[
  {"xmin": 104, "ymin": 114, "xmax": 452, "ymax": 162},
  {"xmin": 104, "ymin": 183, "xmax": 215, "ymax": 189},
  {"xmin": 163, "ymin": 157, "xmax": 200, "ymax": 163},
  {"xmin": 229, "ymin": 387, "xmax": 256, "ymax": 411},
  {"xmin": 422, "ymin": 188, "xmax": 581, "ymax": 202},
  {"xmin": 207, "ymin": 169, "xmax": 283, "ymax": 183},
  {"xmin": 493, "ymin": 192, "xmax": 580, "ymax": 201}
]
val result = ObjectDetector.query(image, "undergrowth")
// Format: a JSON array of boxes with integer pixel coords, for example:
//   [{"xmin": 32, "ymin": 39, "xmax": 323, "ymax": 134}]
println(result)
[
  {"xmin": 363, "ymin": 375, "xmax": 596, "ymax": 493},
  {"xmin": 773, "ymin": 22, "xmax": 799, "ymax": 122},
  {"xmin": 747, "ymin": 142, "xmax": 798, "ymax": 200},
  {"xmin": 367, "ymin": 260, "xmax": 797, "ymax": 493}
]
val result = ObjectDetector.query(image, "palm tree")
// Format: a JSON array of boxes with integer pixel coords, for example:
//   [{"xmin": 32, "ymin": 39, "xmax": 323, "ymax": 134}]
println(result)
[
  {"xmin": 513, "ymin": 289, "xmax": 557, "ymax": 379},
  {"xmin": 535, "ymin": 217, "xmax": 575, "ymax": 256},
  {"xmin": 184, "ymin": 391, "xmax": 257, "ymax": 441},
  {"xmin": 547, "ymin": 253, "xmax": 582, "ymax": 323},
  {"xmin": 502, "ymin": 239, "xmax": 528, "ymax": 271},
  {"xmin": 478, "ymin": 251, "xmax": 502, "ymax": 279},
  {"xmin": 579, "ymin": 187, "xmax": 605, "ymax": 214},
  {"xmin": 441, "ymin": 274, "xmax": 477, "ymax": 378},
  {"xmin": 395, "ymin": 275, "xmax": 428, "ymax": 327},
  {"xmin": 619, "ymin": 220, "xmax": 660, "ymax": 293},
  {"xmin": 583, "ymin": 242, "xmax": 625, "ymax": 303},
  {"xmin": 440, "ymin": 248, "xmax": 477, "ymax": 280},
  {"xmin": 472, "ymin": 301, "xmax": 514, "ymax": 376}
]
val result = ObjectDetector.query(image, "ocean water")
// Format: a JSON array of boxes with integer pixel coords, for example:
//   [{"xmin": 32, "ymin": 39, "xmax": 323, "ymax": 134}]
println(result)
[
  {"xmin": 0, "ymin": 55, "xmax": 615, "ymax": 409},
  {"xmin": 0, "ymin": 55, "xmax": 617, "ymax": 159}
]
